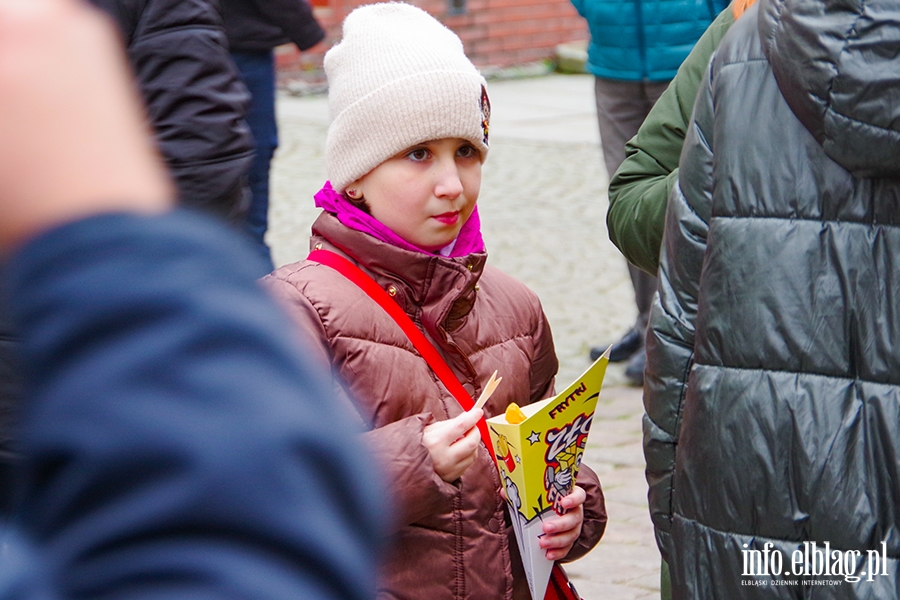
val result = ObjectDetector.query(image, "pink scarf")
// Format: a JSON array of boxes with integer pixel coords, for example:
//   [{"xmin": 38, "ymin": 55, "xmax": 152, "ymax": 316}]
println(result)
[{"xmin": 314, "ymin": 181, "xmax": 485, "ymax": 257}]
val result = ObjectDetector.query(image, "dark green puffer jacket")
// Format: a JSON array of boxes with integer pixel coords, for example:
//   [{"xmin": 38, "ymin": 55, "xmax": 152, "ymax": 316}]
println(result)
[{"xmin": 645, "ymin": 0, "xmax": 900, "ymax": 597}]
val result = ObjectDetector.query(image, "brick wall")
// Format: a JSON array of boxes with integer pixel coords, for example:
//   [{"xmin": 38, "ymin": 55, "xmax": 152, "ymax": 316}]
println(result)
[{"xmin": 275, "ymin": 0, "xmax": 588, "ymax": 85}]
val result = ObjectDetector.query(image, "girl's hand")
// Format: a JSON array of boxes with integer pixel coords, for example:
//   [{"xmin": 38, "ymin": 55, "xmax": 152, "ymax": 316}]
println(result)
[
  {"xmin": 539, "ymin": 485, "xmax": 586, "ymax": 561},
  {"xmin": 423, "ymin": 408, "xmax": 483, "ymax": 483}
]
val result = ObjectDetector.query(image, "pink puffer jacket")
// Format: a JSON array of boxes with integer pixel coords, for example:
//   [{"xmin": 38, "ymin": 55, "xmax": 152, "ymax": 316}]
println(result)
[{"xmin": 262, "ymin": 211, "xmax": 607, "ymax": 600}]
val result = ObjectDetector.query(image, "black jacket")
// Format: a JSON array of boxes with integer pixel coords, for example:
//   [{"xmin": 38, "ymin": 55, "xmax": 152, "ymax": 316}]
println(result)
[
  {"xmin": 645, "ymin": 0, "xmax": 900, "ymax": 596},
  {"xmin": 220, "ymin": 0, "xmax": 325, "ymax": 53},
  {"xmin": 89, "ymin": 0, "xmax": 254, "ymax": 221}
]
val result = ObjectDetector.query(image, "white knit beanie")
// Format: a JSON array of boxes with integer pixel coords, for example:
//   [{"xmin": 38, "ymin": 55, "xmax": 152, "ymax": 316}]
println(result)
[{"xmin": 324, "ymin": 2, "xmax": 490, "ymax": 192}]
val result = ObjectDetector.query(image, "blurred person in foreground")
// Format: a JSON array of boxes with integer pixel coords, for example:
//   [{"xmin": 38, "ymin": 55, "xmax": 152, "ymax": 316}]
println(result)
[
  {"xmin": 645, "ymin": 0, "xmax": 900, "ymax": 596},
  {"xmin": 221, "ymin": 0, "xmax": 327, "ymax": 273},
  {"xmin": 0, "ymin": 0, "xmax": 260, "ymax": 511},
  {"xmin": 0, "ymin": 1, "xmax": 384, "ymax": 597},
  {"xmin": 571, "ymin": 0, "xmax": 726, "ymax": 385}
]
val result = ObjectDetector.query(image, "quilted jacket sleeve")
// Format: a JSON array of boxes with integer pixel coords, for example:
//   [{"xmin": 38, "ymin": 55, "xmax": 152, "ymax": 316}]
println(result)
[
  {"xmin": 607, "ymin": 6, "xmax": 734, "ymax": 276},
  {"xmin": 564, "ymin": 463, "xmax": 607, "ymax": 561},
  {"xmin": 124, "ymin": 0, "xmax": 254, "ymax": 219},
  {"xmin": 362, "ymin": 415, "xmax": 462, "ymax": 530},
  {"xmin": 642, "ymin": 57, "xmax": 716, "ymax": 561},
  {"xmin": 258, "ymin": 272, "xmax": 335, "ymax": 374},
  {"xmin": 260, "ymin": 270, "xmax": 461, "ymax": 532}
]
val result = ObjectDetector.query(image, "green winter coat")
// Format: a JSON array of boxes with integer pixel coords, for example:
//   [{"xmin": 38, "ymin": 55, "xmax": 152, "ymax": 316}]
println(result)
[{"xmin": 606, "ymin": 6, "xmax": 734, "ymax": 276}]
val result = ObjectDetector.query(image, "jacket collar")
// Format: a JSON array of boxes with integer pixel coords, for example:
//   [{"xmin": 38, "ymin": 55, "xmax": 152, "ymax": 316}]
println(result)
[{"xmin": 310, "ymin": 211, "xmax": 487, "ymax": 336}]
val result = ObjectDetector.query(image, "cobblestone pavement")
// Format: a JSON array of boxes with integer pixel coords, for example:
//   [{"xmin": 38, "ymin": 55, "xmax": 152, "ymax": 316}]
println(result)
[{"xmin": 267, "ymin": 73, "xmax": 661, "ymax": 599}]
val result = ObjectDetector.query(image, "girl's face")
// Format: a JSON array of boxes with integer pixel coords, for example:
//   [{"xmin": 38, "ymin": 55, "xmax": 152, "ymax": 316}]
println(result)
[{"xmin": 351, "ymin": 137, "xmax": 483, "ymax": 252}]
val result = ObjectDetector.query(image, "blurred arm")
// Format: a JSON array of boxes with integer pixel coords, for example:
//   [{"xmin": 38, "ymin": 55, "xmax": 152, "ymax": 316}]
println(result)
[
  {"xmin": 0, "ymin": 0, "xmax": 172, "ymax": 254},
  {"xmin": 4, "ymin": 210, "xmax": 386, "ymax": 599},
  {"xmin": 0, "ymin": 2, "xmax": 385, "ymax": 597}
]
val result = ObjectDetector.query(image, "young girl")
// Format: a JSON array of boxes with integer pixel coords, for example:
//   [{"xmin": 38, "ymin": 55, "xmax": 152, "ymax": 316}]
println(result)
[{"xmin": 262, "ymin": 4, "xmax": 607, "ymax": 598}]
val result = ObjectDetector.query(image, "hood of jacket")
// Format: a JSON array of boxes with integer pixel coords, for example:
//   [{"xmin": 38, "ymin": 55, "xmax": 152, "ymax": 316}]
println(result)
[{"xmin": 759, "ymin": 0, "xmax": 900, "ymax": 178}]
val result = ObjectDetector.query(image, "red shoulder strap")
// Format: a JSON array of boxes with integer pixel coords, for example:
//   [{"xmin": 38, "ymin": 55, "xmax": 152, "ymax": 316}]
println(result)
[{"xmin": 308, "ymin": 249, "xmax": 495, "ymax": 458}]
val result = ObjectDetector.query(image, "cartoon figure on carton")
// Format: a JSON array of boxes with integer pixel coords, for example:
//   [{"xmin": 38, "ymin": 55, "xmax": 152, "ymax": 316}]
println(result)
[{"xmin": 544, "ymin": 413, "xmax": 592, "ymax": 514}]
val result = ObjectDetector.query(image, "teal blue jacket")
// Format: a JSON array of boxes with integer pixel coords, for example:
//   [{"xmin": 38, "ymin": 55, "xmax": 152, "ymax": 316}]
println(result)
[{"xmin": 571, "ymin": 0, "xmax": 727, "ymax": 81}]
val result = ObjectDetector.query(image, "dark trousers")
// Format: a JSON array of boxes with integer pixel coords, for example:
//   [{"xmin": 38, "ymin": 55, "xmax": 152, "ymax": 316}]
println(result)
[
  {"xmin": 232, "ymin": 50, "xmax": 278, "ymax": 274},
  {"xmin": 594, "ymin": 77, "xmax": 668, "ymax": 331}
]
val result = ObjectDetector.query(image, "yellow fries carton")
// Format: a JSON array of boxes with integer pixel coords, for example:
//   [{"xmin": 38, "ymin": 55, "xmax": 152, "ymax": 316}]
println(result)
[{"xmin": 487, "ymin": 349, "xmax": 610, "ymax": 600}]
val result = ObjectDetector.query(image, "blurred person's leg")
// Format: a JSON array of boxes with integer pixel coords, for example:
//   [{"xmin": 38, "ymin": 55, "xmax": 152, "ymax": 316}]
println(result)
[
  {"xmin": 595, "ymin": 78, "xmax": 658, "ymax": 179},
  {"xmin": 232, "ymin": 49, "xmax": 278, "ymax": 274}
]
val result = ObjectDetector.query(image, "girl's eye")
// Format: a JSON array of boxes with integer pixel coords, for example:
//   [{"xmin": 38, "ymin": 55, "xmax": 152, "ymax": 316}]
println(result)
[
  {"xmin": 407, "ymin": 148, "xmax": 430, "ymax": 161},
  {"xmin": 457, "ymin": 144, "xmax": 479, "ymax": 159}
]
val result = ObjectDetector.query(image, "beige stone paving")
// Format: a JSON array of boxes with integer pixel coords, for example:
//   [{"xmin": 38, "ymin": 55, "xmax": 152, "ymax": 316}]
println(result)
[{"xmin": 267, "ymin": 75, "xmax": 661, "ymax": 598}]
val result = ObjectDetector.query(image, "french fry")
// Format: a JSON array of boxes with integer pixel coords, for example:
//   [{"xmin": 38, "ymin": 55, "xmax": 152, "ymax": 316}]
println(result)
[{"xmin": 472, "ymin": 370, "xmax": 502, "ymax": 411}]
